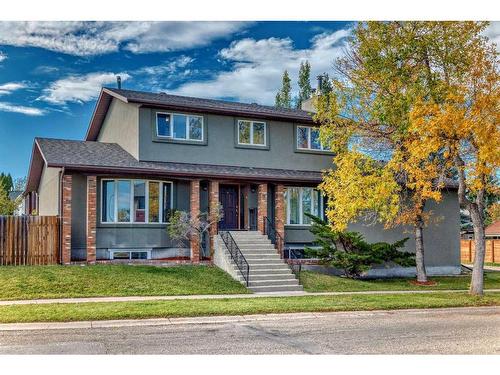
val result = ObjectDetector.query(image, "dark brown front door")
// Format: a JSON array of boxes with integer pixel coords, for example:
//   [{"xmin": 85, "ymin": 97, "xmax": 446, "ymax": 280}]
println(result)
[{"xmin": 219, "ymin": 185, "xmax": 239, "ymax": 230}]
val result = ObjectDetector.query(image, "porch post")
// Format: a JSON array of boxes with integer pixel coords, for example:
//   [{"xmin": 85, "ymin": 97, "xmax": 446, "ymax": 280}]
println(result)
[
  {"xmin": 86, "ymin": 176, "xmax": 97, "ymax": 264},
  {"xmin": 257, "ymin": 183, "xmax": 268, "ymax": 233},
  {"xmin": 61, "ymin": 174, "xmax": 72, "ymax": 264},
  {"xmin": 190, "ymin": 179, "xmax": 201, "ymax": 263},
  {"xmin": 275, "ymin": 184, "xmax": 285, "ymax": 241},
  {"xmin": 208, "ymin": 180, "xmax": 220, "ymax": 258}
]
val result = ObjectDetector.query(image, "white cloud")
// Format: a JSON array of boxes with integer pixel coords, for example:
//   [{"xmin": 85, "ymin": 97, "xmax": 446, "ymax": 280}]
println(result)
[
  {"xmin": 171, "ymin": 28, "xmax": 351, "ymax": 104},
  {"xmin": 134, "ymin": 55, "xmax": 194, "ymax": 76},
  {"xmin": 0, "ymin": 102, "xmax": 45, "ymax": 116},
  {"xmin": 0, "ymin": 21, "xmax": 248, "ymax": 56},
  {"xmin": 39, "ymin": 72, "xmax": 130, "ymax": 104},
  {"xmin": 485, "ymin": 21, "xmax": 500, "ymax": 50},
  {"xmin": 0, "ymin": 82, "xmax": 27, "ymax": 96},
  {"xmin": 0, "ymin": 51, "xmax": 6, "ymax": 62}
]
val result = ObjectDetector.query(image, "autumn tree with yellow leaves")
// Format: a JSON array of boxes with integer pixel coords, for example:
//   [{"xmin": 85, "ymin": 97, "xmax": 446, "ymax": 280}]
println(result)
[{"xmin": 315, "ymin": 22, "xmax": 497, "ymax": 285}]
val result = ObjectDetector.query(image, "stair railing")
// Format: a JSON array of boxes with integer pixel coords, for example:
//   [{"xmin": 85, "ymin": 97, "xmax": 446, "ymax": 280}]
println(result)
[
  {"xmin": 263, "ymin": 216, "xmax": 301, "ymax": 278},
  {"xmin": 219, "ymin": 230, "xmax": 250, "ymax": 286}
]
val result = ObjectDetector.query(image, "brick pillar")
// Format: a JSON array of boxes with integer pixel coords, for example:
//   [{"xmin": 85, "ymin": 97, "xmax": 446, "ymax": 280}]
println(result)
[
  {"xmin": 86, "ymin": 176, "xmax": 97, "ymax": 264},
  {"xmin": 257, "ymin": 183, "xmax": 268, "ymax": 233},
  {"xmin": 275, "ymin": 184, "xmax": 285, "ymax": 241},
  {"xmin": 208, "ymin": 180, "xmax": 220, "ymax": 258},
  {"xmin": 61, "ymin": 174, "xmax": 72, "ymax": 264},
  {"xmin": 190, "ymin": 179, "xmax": 201, "ymax": 263}
]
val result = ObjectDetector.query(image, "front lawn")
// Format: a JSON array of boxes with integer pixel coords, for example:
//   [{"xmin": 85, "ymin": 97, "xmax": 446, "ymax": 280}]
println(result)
[
  {"xmin": 0, "ymin": 292, "xmax": 498, "ymax": 323},
  {"xmin": 0, "ymin": 265, "xmax": 249, "ymax": 301},
  {"xmin": 300, "ymin": 270, "xmax": 500, "ymax": 292}
]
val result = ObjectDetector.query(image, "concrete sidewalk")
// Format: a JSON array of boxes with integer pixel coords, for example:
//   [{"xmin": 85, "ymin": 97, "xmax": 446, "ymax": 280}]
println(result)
[{"xmin": 1, "ymin": 288, "xmax": 499, "ymax": 306}]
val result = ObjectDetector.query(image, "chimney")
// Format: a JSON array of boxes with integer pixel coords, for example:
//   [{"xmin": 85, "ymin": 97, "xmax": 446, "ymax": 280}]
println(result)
[
  {"xmin": 116, "ymin": 76, "xmax": 122, "ymax": 89},
  {"xmin": 317, "ymin": 75, "xmax": 323, "ymax": 93}
]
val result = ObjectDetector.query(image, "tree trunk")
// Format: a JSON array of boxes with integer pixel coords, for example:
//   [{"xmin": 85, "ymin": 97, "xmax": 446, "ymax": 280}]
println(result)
[
  {"xmin": 469, "ymin": 206, "xmax": 485, "ymax": 295},
  {"xmin": 414, "ymin": 218, "xmax": 428, "ymax": 283}
]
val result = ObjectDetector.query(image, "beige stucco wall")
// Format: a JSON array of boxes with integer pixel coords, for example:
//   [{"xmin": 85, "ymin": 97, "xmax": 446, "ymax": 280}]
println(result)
[
  {"xmin": 37, "ymin": 166, "xmax": 61, "ymax": 216},
  {"xmin": 97, "ymin": 98, "xmax": 140, "ymax": 159}
]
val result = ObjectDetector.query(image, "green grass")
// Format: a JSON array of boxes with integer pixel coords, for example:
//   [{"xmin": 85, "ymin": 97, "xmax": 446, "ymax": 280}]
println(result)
[
  {"xmin": 300, "ymin": 270, "xmax": 500, "ymax": 292},
  {"xmin": 0, "ymin": 292, "xmax": 498, "ymax": 323},
  {"xmin": 485, "ymin": 262, "xmax": 500, "ymax": 267},
  {"xmin": 0, "ymin": 265, "xmax": 249, "ymax": 300}
]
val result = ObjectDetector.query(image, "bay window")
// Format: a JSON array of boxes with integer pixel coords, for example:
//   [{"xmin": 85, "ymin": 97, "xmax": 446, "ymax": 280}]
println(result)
[
  {"xmin": 156, "ymin": 112, "xmax": 203, "ymax": 141},
  {"xmin": 284, "ymin": 187, "xmax": 323, "ymax": 225},
  {"xmin": 101, "ymin": 179, "xmax": 173, "ymax": 224}
]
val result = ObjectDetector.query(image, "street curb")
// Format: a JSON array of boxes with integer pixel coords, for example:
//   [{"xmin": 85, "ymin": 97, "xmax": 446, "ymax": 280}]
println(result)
[
  {"xmin": 0, "ymin": 306, "xmax": 498, "ymax": 331},
  {"xmin": 1, "ymin": 289, "xmax": 499, "ymax": 306}
]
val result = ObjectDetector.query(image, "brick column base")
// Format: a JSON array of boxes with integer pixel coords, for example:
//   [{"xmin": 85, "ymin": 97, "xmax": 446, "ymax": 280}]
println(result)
[
  {"xmin": 208, "ymin": 180, "xmax": 220, "ymax": 258},
  {"xmin": 86, "ymin": 176, "xmax": 97, "ymax": 264},
  {"xmin": 257, "ymin": 183, "xmax": 268, "ymax": 233},
  {"xmin": 61, "ymin": 174, "xmax": 72, "ymax": 264},
  {"xmin": 190, "ymin": 180, "xmax": 201, "ymax": 263},
  {"xmin": 275, "ymin": 184, "xmax": 285, "ymax": 241}
]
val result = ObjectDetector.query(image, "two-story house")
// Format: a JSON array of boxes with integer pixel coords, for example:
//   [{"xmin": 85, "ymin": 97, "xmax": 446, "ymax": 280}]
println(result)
[{"xmin": 23, "ymin": 87, "xmax": 461, "ymax": 283}]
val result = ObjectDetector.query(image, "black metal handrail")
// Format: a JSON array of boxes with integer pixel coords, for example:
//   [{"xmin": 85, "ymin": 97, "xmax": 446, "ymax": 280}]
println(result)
[
  {"xmin": 263, "ymin": 216, "xmax": 301, "ymax": 278},
  {"xmin": 219, "ymin": 231, "xmax": 250, "ymax": 286}
]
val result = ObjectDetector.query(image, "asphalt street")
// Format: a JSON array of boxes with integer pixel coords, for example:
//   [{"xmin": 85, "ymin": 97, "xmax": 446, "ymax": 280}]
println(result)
[{"xmin": 0, "ymin": 307, "xmax": 498, "ymax": 354}]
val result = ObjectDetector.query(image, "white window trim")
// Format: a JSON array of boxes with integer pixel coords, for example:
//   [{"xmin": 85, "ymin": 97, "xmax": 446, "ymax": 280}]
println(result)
[
  {"xmin": 156, "ymin": 111, "xmax": 204, "ymax": 142},
  {"xmin": 110, "ymin": 249, "xmax": 152, "ymax": 260},
  {"xmin": 101, "ymin": 179, "xmax": 173, "ymax": 225},
  {"xmin": 297, "ymin": 125, "xmax": 328, "ymax": 151},
  {"xmin": 285, "ymin": 187, "xmax": 324, "ymax": 226},
  {"xmin": 237, "ymin": 119, "xmax": 267, "ymax": 146}
]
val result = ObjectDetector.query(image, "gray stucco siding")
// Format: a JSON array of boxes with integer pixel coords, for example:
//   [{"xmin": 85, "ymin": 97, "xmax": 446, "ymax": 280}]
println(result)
[
  {"xmin": 138, "ymin": 107, "xmax": 334, "ymax": 172},
  {"xmin": 285, "ymin": 190, "xmax": 460, "ymax": 268}
]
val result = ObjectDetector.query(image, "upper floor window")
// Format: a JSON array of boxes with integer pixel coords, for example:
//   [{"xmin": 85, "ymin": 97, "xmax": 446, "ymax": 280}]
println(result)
[
  {"xmin": 156, "ymin": 112, "xmax": 203, "ymax": 142},
  {"xmin": 237, "ymin": 120, "xmax": 267, "ymax": 146},
  {"xmin": 101, "ymin": 179, "xmax": 173, "ymax": 224},
  {"xmin": 296, "ymin": 126, "xmax": 329, "ymax": 151}
]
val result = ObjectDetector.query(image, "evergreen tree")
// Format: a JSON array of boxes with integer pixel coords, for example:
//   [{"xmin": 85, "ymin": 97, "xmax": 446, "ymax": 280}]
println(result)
[
  {"xmin": 275, "ymin": 70, "xmax": 292, "ymax": 108},
  {"xmin": 296, "ymin": 61, "xmax": 312, "ymax": 109},
  {"xmin": 318, "ymin": 73, "xmax": 333, "ymax": 96}
]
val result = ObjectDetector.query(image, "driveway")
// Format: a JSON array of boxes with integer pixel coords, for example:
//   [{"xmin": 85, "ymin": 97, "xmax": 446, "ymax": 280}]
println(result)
[{"xmin": 0, "ymin": 307, "xmax": 498, "ymax": 354}]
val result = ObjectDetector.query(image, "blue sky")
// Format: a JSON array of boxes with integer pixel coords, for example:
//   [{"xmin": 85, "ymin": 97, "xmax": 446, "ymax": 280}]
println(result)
[{"xmin": 0, "ymin": 21, "xmax": 498, "ymax": 179}]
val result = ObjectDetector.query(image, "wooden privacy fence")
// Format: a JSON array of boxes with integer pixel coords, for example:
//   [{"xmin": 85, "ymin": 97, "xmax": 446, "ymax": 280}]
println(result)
[
  {"xmin": 0, "ymin": 216, "xmax": 60, "ymax": 266},
  {"xmin": 461, "ymin": 239, "xmax": 500, "ymax": 264}
]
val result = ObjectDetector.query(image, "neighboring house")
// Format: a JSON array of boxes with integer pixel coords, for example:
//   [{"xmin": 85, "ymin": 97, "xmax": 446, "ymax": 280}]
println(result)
[
  {"xmin": 23, "ymin": 87, "xmax": 461, "ymax": 276},
  {"xmin": 8, "ymin": 190, "xmax": 24, "ymax": 216},
  {"xmin": 485, "ymin": 220, "xmax": 500, "ymax": 239}
]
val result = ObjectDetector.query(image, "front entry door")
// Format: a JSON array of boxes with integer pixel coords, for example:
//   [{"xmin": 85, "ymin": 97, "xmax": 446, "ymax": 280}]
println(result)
[{"xmin": 219, "ymin": 185, "xmax": 239, "ymax": 230}]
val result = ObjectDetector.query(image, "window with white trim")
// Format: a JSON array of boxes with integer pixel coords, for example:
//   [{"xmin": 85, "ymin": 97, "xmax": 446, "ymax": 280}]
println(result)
[
  {"xmin": 156, "ymin": 112, "xmax": 203, "ymax": 141},
  {"xmin": 296, "ymin": 126, "xmax": 329, "ymax": 151},
  {"xmin": 237, "ymin": 120, "xmax": 267, "ymax": 146},
  {"xmin": 284, "ymin": 187, "xmax": 323, "ymax": 225},
  {"xmin": 101, "ymin": 179, "xmax": 173, "ymax": 224}
]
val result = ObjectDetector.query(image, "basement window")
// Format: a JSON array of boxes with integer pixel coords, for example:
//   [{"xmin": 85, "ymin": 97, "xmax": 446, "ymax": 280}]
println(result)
[{"xmin": 110, "ymin": 250, "xmax": 151, "ymax": 260}]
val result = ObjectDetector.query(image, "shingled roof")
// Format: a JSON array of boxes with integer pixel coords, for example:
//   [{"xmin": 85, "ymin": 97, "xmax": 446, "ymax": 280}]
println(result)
[
  {"xmin": 85, "ymin": 87, "xmax": 315, "ymax": 141},
  {"xmin": 25, "ymin": 138, "xmax": 322, "ymax": 192}
]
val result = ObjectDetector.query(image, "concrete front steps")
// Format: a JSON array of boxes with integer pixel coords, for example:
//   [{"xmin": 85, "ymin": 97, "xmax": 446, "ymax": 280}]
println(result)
[{"xmin": 227, "ymin": 231, "xmax": 303, "ymax": 293}]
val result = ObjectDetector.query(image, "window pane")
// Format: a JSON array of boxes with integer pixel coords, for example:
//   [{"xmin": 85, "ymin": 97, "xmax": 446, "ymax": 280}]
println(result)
[
  {"xmin": 131, "ymin": 251, "xmax": 148, "ymax": 260},
  {"xmin": 112, "ymin": 251, "xmax": 130, "ymax": 260},
  {"xmin": 188, "ymin": 116, "xmax": 203, "ymax": 140},
  {"xmin": 133, "ymin": 180, "xmax": 146, "ymax": 222},
  {"xmin": 157, "ymin": 113, "xmax": 171, "ymax": 137},
  {"xmin": 102, "ymin": 180, "xmax": 115, "ymax": 222},
  {"xmin": 238, "ymin": 120, "xmax": 251, "ymax": 144},
  {"xmin": 148, "ymin": 182, "xmax": 160, "ymax": 223},
  {"xmin": 311, "ymin": 128, "xmax": 321, "ymax": 150},
  {"xmin": 162, "ymin": 183, "xmax": 172, "ymax": 222},
  {"xmin": 297, "ymin": 127, "xmax": 309, "ymax": 149},
  {"xmin": 253, "ymin": 122, "xmax": 265, "ymax": 145},
  {"xmin": 173, "ymin": 114, "xmax": 187, "ymax": 139},
  {"xmin": 312, "ymin": 190, "xmax": 320, "ymax": 218},
  {"xmin": 302, "ymin": 188, "xmax": 312, "ymax": 224},
  {"xmin": 117, "ymin": 180, "xmax": 131, "ymax": 222},
  {"xmin": 289, "ymin": 188, "xmax": 300, "ymax": 224}
]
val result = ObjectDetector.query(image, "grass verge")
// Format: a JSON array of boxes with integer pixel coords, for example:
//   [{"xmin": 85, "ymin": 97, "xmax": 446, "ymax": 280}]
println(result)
[
  {"xmin": 300, "ymin": 270, "xmax": 500, "ymax": 292},
  {"xmin": 0, "ymin": 265, "xmax": 249, "ymax": 300},
  {"xmin": 0, "ymin": 292, "xmax": 498, "ymax": 323}
]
